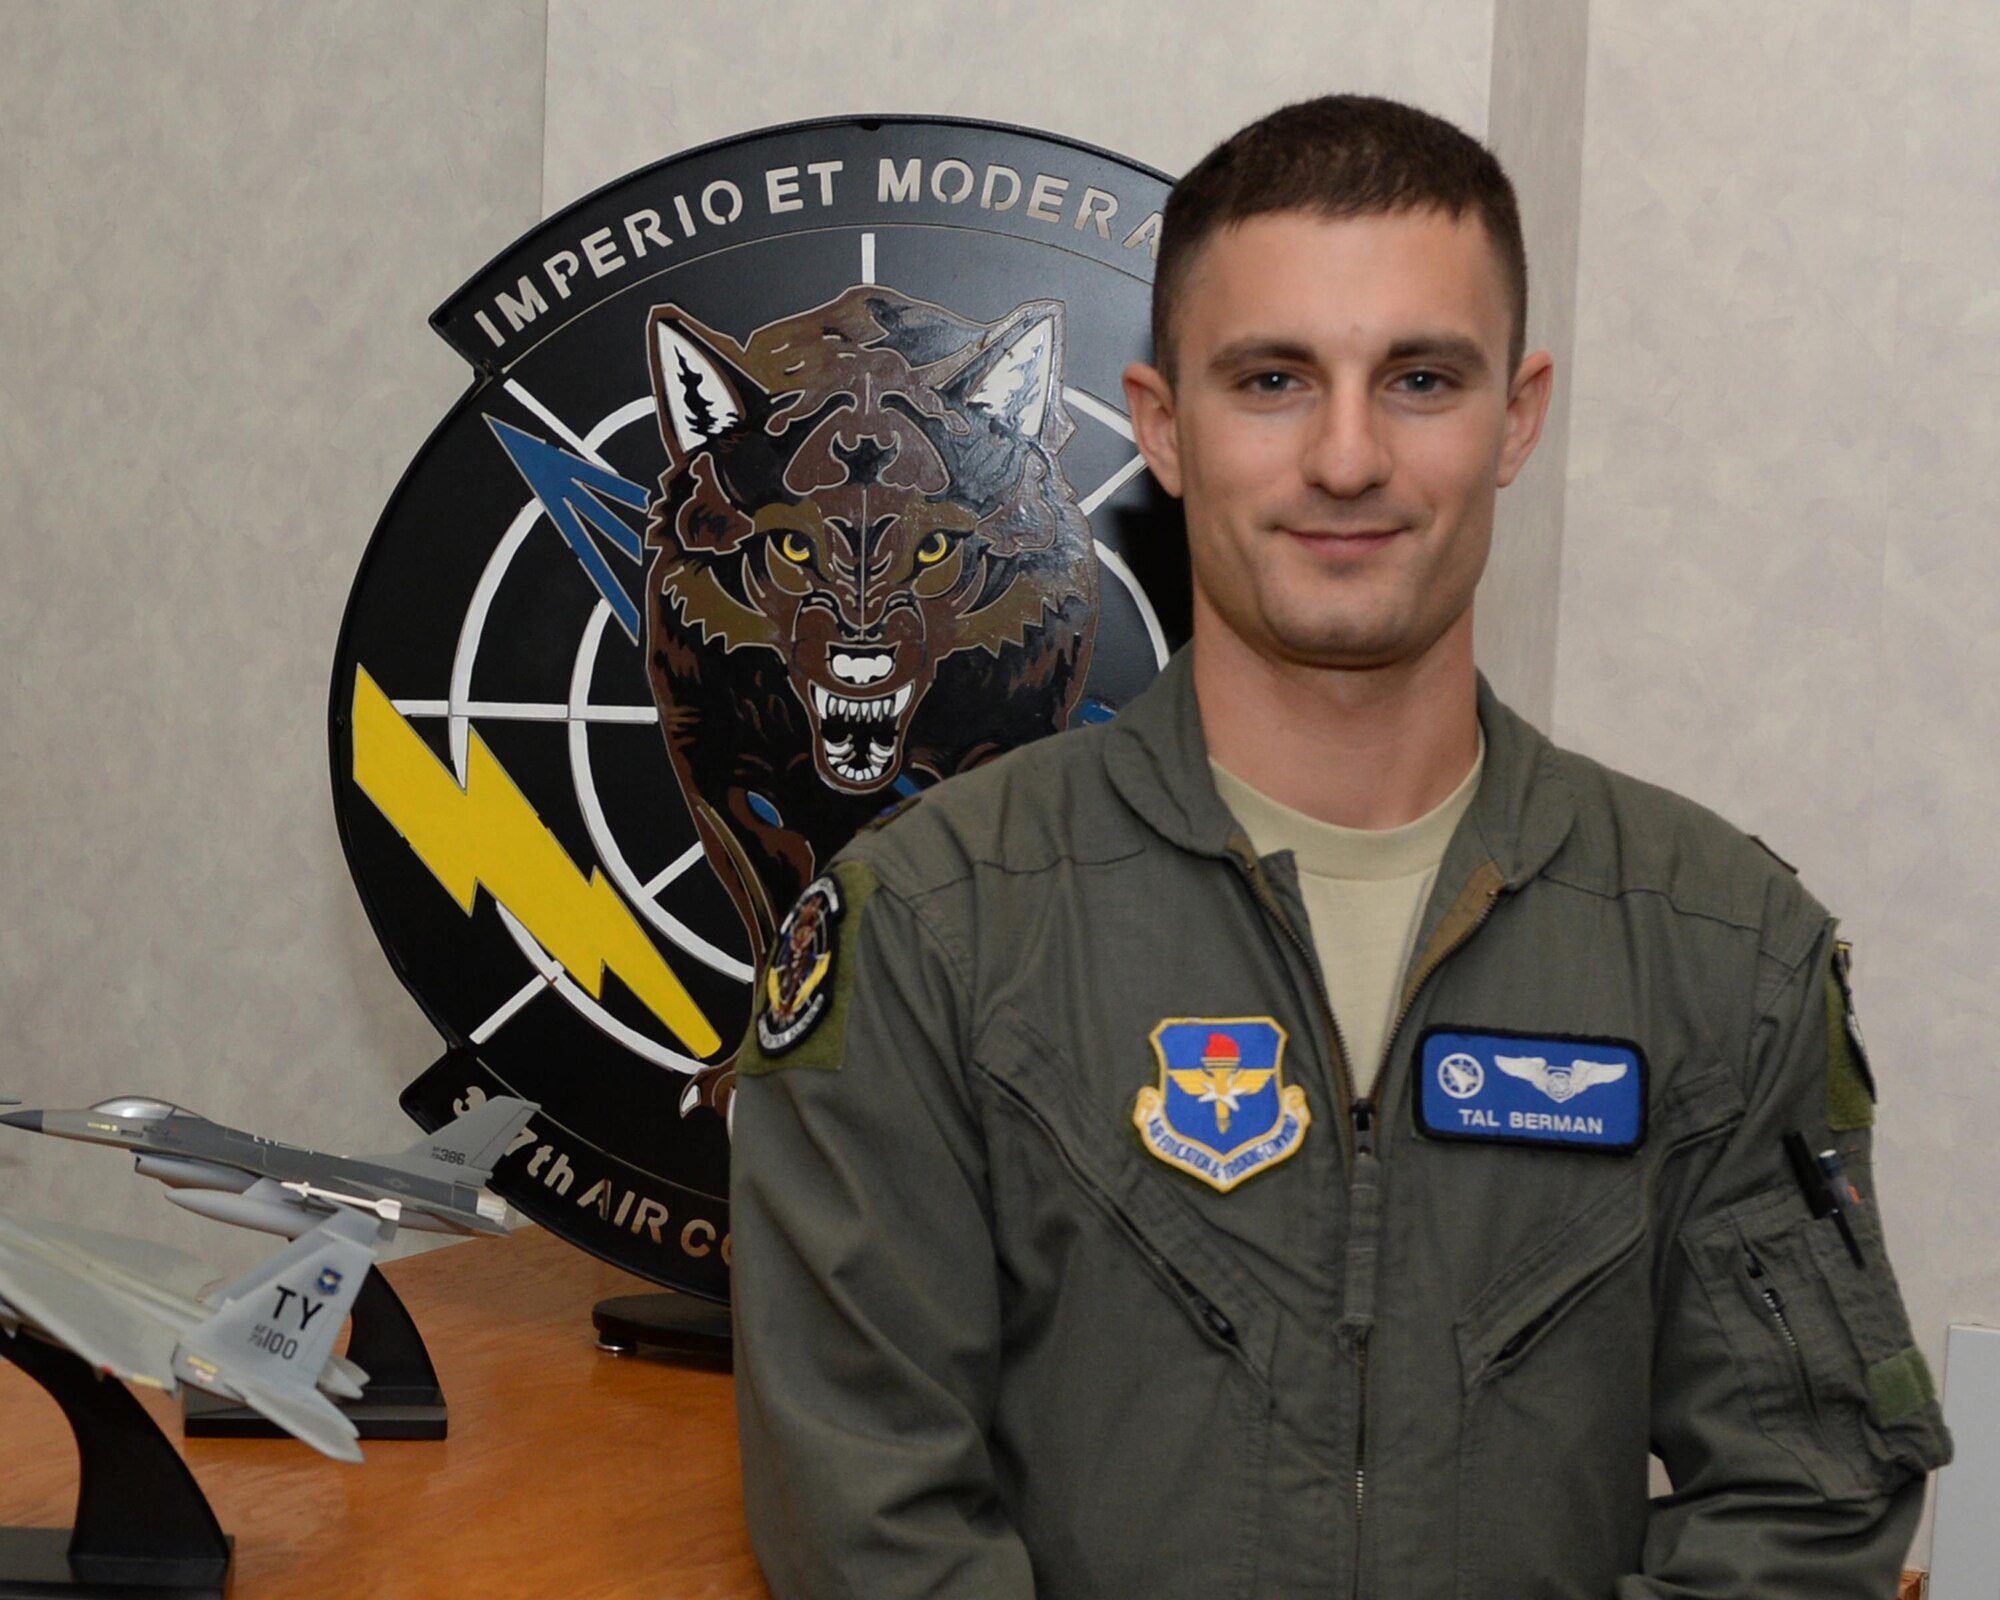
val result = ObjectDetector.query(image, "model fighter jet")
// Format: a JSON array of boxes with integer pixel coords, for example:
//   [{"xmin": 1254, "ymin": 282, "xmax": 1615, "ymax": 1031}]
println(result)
[
  {"xmin": 0, "ymin": 1206, "xmax": 384, "ymax": 1460},
  {"xmin": 0, "ymin": 1093, "xmax": 535, "ymax": 1240}
]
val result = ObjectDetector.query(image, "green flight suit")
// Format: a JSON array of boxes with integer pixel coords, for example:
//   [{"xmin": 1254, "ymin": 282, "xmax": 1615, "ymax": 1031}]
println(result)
[{"xmin": 731, "ymin": 651, "xmax": 1950, "ymax": 1598}]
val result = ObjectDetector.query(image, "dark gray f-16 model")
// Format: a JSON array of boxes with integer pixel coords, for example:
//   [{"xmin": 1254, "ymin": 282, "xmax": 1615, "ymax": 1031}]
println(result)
[
  {"xmin": 0, "ymin": 1093, "xmax": 535, "ymax": 1240},
  {"xmin": 0, "ymin": 1206, "xmax": 384, "ymax": 1460}
]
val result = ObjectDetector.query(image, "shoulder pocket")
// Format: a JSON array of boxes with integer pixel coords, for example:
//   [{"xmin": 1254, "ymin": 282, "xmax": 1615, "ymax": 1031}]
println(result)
[{"xmin": 1686, "ymin": 1183, "xmax": 1951, "ymax": 1499}]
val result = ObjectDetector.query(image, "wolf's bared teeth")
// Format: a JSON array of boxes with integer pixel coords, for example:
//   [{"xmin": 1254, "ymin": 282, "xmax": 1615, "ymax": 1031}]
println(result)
[
  {"xmin": 891, "ymin": 685, "xmax": 913, "ymax": 715},
  {"xmin": 811, "ymin": 685, "xmax": 832, "ymax": 718}
]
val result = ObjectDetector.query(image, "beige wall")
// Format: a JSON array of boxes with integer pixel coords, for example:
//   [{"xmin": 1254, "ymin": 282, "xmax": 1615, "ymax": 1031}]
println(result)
[
  {"xmin": 0, "ymin": 0, "xmax": 546, "ymax": 1264},
  {"xmin": 541, "ymin": 0, "xmax": 1494, "ymax": 213},
  {"xmin": 1558, "ymin": 0, "xmax": 2000, "ymax": 1558},
  {"xmin": 1481, "ymin": 0, "xmax": 1588, "ymax": 727}
]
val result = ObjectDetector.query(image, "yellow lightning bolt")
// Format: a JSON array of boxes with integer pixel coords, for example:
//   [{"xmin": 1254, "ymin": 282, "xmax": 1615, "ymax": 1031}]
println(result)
[{"xmin": 349, "ymin": 667, "xmax": 721, "ymax": 1058}]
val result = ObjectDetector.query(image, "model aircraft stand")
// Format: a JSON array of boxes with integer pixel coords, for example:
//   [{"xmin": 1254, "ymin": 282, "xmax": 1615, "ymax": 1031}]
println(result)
[
  {"xmin": 183, "ymin": 1262, "xmax": 446, "ymax": 1441},
  {"xmin": 0, "ymin": 1326, "xmax": 231, "ymax": 1599}
]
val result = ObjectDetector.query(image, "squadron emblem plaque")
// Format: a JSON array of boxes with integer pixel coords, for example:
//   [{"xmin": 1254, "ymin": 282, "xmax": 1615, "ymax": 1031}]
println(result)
[{"xmin": 331, "ymin": 117, "xmax": 1185, "ymax": 1297}]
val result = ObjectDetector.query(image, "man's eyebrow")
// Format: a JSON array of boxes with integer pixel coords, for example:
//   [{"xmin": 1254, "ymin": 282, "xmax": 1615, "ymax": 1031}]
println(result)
[
  {"xmin": 1206, "ymin": 337, "xmax": 1316, "ymax": 373},
  {"xmin": 1204, "ymin": 333, "xmax": 1494, "ymax": 376},
  {"xmin": 1386, "ymin": 334, "xmax": 1490, "ymax": 374}
]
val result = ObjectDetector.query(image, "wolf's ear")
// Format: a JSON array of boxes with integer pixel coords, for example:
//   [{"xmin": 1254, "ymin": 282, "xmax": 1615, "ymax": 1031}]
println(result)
[
  {"xmin": 964, "ymin": 307, "xmax": 1061, "ymax": 439},
  {"xmin": 649, "ymin": 308, "xmax": 754, "ymax": 462}
]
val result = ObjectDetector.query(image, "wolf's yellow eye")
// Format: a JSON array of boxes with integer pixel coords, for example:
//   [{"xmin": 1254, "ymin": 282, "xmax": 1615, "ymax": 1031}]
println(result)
[
  {"xmin": 779, "ymin": 532, "xmax": 812, "ymax": 565},
  {"xmin": 916, "ymin": 530, "xmax": 951, "ymax": 566}
]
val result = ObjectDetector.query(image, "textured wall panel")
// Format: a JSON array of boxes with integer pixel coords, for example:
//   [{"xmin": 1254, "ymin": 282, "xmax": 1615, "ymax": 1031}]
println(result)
[
  {"xmin": 1478, "ymin": 0, "xmax": 1588, "ymax": 731},
  {"xmin": 542, "ymin": 0, "xmax": 1493, "ymax": 214},
  {"xmin": 1557, "ymin": 0, "xmax": 1905, "ymax": 912},
  {"xmin": 1870, "ymin": 5, "xmax": 2000, "ymax": 1561},
  {"xmin": 0, "ymin": 0, "xmax": 547, "ymax": 1262}
]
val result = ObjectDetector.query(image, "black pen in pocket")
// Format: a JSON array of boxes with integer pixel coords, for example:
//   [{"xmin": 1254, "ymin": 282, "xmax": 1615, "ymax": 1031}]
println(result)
[{"xmin": 1783, "ymin": 1131, "xmax": 1866, "ymax": 1268}]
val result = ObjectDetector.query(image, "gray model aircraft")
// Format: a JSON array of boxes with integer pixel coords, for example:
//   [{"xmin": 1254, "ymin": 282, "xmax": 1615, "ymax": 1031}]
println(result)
[
  {"xmin": 0, "ymin": 1093, "xmax": 535, "ymax": 1240},
  {"xmin": 0, "ymin": 1206, "xmax": 384, "ymax": 1460}
]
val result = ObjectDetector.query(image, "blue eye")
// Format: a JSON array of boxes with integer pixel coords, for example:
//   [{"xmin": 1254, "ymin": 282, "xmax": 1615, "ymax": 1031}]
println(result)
[{"xmin": 1397, "ymin": 371, "xmax": 1450, "ymax": 395}]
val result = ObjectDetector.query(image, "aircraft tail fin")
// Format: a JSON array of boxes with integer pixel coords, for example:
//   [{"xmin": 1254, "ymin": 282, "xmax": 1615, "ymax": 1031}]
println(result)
[
  {"xmin": 387, "ymin": 1094, "xmax": 535, "ymax": 1181},
  {"xmin": 178, "ymin": 1209, "xmax": 382, "ymax": 1459}
]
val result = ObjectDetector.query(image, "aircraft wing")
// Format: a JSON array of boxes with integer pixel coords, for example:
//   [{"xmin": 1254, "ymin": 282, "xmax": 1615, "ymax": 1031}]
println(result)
[
  {"xmin": 0, "ymin": 1216, "xmax": 182, "ymax": 1386},
  {"xmin": 9, "ymin": 1214, "xmax": 215, "ymax": 1299}
]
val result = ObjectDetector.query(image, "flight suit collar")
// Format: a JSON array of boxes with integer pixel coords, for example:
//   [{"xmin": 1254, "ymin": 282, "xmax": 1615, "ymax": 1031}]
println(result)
[{"xmin": 1102, "ymin": 647, "xmax": 1575, "ymax": 889}]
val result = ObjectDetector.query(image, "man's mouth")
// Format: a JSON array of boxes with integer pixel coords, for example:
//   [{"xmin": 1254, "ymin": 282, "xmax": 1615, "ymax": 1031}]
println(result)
[
  {"xmin": 809, "ymin": 683, "xmax": 916, "ymax": 786},
  {"xmin": 1286, "ymin": 526, "xmax": 1403, "ymax": 548}
]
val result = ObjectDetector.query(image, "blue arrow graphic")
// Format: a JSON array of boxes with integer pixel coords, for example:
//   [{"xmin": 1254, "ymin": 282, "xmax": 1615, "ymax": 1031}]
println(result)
[{"xmin": 487, "ymin": 415, "xmax": 651, "ymax": 642}]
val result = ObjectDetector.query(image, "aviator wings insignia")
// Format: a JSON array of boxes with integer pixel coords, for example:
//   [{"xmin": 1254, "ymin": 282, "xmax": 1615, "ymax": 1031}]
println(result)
[{"xmin": 1495, "ymin": 1055, "xmax": 1630, "ymax": 1105}]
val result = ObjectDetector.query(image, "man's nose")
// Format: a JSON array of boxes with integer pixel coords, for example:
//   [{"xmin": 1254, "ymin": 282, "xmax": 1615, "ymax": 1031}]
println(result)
[{"xmin": 1301, "ymin": 384, "xmax": 1392, "ymax": 498}]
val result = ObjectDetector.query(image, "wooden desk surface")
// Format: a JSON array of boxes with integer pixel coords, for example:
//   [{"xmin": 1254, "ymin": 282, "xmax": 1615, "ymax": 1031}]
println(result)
[{"xmin": 0, "ymin": 1225, "xmax": 769, "ymax": 1599}]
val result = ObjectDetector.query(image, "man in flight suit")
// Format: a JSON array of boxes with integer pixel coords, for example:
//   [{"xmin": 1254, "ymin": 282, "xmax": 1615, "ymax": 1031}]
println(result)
[{"xmin": 729, "ymin": 96, "xmax": 1950, "ymax": 1598}]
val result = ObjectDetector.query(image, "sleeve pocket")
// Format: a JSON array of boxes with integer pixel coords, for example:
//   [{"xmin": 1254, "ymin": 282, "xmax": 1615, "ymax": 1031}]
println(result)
[{"xmin": 1687, "ymin": 1184, "xmax": 1952, "ymax": 1500}]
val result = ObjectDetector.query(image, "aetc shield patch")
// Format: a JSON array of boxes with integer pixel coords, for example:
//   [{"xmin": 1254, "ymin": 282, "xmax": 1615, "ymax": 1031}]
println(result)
[
  {"xmin": 757, "ymin": 876, "xmax": 843, "ymax": 1054},
  {"xmin": 1134, "ymin": 1019, "xmax": 1310, "ymax": 1192},
  {"xmin": 330, "ymin": 117, "xmax": 1185, "ymax": 1298},
  {"xmin": 1415, "ymin": 1027, "xmax": 1647, "ymax": 1153}
]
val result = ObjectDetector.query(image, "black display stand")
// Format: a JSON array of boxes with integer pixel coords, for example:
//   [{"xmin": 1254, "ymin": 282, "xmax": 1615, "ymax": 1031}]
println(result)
[
  {"xmin": 592, "ymin": 1292, "xmax": 732, "ymax": 1366},
  {"xmin": 0, "ymin": 1327, "xmax": 232, "ymax": 1599},
  {"xmin": 182, "ymin": 1263, "xmax": 447, "ymax": 1440}
]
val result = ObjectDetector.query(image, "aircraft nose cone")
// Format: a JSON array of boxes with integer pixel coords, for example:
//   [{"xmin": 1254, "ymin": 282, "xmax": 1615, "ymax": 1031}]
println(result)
[{"xmin": 0, "ymin": 1109, "xmax": 43, "ymax": 1132}]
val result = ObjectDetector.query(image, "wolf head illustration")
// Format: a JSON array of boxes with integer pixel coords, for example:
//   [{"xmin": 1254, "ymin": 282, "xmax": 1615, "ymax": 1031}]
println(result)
[{"xmin": 642, "ymin": 285, "xmax": 1099, "ymax": 1042}]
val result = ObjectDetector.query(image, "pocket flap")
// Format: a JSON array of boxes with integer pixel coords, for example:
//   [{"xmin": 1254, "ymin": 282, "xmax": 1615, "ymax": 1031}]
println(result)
[{"xmin": 1455, "ymin": 1172, "xmax": 1647, "ymax": 1387}]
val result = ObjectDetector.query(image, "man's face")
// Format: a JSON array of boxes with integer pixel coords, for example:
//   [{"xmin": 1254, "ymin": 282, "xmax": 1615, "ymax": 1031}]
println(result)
[{"xmin": 1125, "ymin": 208, "xmax": 1550, "ymax": 674}]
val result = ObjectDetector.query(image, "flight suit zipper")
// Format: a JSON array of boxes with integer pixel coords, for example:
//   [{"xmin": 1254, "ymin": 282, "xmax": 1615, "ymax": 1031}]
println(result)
[
  {"xmin": 1226, "ymin": 839, "xmax": 1377, "ymax": 1597},
  {"xmin": 1230, "ymin": 840, "xmax": 1507, "ymax": 1599},
  {"xmin": 1745, "ymin": 1247, "xmax": 1813, "ymax": 1405}
]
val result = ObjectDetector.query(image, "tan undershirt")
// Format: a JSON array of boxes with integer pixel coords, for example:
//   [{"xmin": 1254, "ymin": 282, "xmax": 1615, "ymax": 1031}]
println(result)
[{"xmin": 1211, "ymin": 737, "xmax": 1483, "ymax": 1098}]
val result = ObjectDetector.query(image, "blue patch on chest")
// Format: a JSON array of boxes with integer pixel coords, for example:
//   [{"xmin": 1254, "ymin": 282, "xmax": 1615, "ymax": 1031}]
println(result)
[{"xmin": 1414, "ymin": 1027, "xmax": 1647, "ymax": 1153}]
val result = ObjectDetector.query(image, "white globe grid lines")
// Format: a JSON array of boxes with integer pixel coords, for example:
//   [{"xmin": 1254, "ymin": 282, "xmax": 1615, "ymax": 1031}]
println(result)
[{"xmin": 385, "ymin": 231, "xmax": 1169, "ymax": 1078}]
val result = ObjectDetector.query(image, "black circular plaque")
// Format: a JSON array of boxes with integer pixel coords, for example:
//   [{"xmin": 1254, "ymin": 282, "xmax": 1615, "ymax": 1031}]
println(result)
[{"xmin": 330, "ymin": 116, "xmax": 1187, "ymax": 1298}]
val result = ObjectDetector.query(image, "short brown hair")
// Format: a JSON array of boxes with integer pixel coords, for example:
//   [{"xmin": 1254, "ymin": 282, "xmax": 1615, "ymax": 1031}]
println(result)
[{"xmin": 1153, "ymin": 95, "xmax": 1528, "ymax": 380}]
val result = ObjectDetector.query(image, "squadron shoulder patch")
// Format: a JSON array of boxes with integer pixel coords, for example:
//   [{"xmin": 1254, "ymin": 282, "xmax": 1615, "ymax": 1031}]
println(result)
[
  {"xmin": 739, "ymin": 859, "xmax": 880, "ymax": 1074},
  {"xmin": 1414, "ymin": 1026, "xmax": 1647, "ymax": 1153},
  {"xmin": 1134, "ymin": 1018, "xmax": 1310, "ymax": 1192},
  {"xmin": 756, "ymin": 875, "xmax": 845, "ymax": 1055}
]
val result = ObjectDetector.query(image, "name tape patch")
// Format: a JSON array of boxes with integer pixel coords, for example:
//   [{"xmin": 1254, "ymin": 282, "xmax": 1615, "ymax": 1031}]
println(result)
[{"xmin": 1415, "ymin": 1027, "xmax": 1647, "ymax": 1153}]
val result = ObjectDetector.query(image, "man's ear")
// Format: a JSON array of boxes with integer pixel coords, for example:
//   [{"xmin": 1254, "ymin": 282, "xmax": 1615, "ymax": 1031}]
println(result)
[
  {"xmin": 1122, "ymin": 360, "xmax": 1184, "ymax": 499},
  {"xmin": 1496, "ymin": 349, "xmax": 1554, "ymax": 489}
]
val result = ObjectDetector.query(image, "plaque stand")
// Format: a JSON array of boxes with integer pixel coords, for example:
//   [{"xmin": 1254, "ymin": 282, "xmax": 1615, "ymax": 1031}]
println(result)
[{"xmin": 591, "ymin": 1292, "xmax": 732, "ymax": 1365}]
